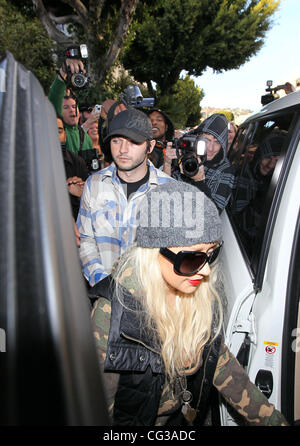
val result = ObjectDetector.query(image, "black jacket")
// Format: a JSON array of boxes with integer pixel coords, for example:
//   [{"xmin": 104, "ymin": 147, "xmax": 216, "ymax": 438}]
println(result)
[
  {"xmin": 62, "ymin": 148, "xmax": 89, "ymax": 219},
  {"xmin": 90, "ymin": 276, "xmax": 222, "ymax": 426}
]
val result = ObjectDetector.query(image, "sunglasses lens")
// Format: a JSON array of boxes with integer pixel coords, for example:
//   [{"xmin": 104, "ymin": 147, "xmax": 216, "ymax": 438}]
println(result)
[
  {"xmin": 178, "ymin": 245, "xmax": 222, "ymax": 275},
  {"xmin": 179, "ymin": 252, "xmax": 207, "ymax": 275},
  {"xmin": 208, "ymin": 245, "xmax": 221, "ymax": 265}
]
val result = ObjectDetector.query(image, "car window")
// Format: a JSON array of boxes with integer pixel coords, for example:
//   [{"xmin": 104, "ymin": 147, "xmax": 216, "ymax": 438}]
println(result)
[
  {"xmin": 227, "ymin": 111, "xmax": 294, "ymax": 276},
  {"xmin": 228, "ymin": 125, "xmax": 250, "ymax": 168}
]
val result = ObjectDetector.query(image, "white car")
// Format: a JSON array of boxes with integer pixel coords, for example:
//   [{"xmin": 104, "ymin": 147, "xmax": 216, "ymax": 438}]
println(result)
[{"xmin": 220, "ymin": 91, "xmax": 300, "ymax": 426}]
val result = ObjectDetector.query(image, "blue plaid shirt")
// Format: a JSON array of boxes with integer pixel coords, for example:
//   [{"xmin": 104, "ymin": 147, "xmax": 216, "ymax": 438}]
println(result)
[{"xmin": 77, "ymin": 161, "xmax": 174, "ymax": 286}]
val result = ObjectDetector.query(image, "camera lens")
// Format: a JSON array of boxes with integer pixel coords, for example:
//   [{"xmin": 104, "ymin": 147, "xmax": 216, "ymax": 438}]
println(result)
[
  {"xmin": 182, "ymin": 154, "xmax": 199, "ymax": 176},
  {"xmin": 71, "ymin": 73, "xmax": 88, "ymax": 89}
]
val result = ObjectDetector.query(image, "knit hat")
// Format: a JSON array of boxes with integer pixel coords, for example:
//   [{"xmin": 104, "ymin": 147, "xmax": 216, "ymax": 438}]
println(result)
[
  {"xmin": 104, "ymin": 108, "xmax": 153, "ymax": 144},
  {"xmin": 194, "ymin": 113, "xmax": 228, "ymax": 152},
  {"xmin": 136, "ymin": 182, "xmax": 222, "ymax": 248}
]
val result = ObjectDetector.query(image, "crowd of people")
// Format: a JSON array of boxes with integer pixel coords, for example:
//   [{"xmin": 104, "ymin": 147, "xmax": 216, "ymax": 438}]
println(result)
[{"xmin": 48, "ymin": 57, "xmax": 288, "ymax": 426}]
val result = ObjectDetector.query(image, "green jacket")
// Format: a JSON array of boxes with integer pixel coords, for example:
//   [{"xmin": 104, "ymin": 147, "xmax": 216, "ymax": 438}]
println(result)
[
  {"xmin": 91, "ymin": 264, "xmax": 288, "ymax": 426},
  {"xmin": 48, "ymin": 75, "xmax": 92, "ymax": 154}
]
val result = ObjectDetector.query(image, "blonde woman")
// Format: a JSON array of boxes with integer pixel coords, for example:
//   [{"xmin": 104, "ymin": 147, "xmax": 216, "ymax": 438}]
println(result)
[{"xmin": 91, "ymin": 182, "xmax": 287, "ymax": 426}]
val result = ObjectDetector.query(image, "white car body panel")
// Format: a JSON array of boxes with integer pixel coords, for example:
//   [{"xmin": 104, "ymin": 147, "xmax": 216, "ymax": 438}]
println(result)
[{"xmin": 219, "ymin": 91, "xmax": 300, "ymax": 425}]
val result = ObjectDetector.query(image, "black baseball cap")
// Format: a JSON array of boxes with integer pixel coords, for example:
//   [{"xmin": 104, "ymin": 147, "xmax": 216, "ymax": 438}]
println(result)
[{"xmin": 104, "ymin": 108, "xmax": 153, "ymax": 144}]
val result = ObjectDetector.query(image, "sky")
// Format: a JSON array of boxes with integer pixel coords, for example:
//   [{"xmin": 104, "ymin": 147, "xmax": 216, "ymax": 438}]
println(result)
[{"xmin": 192, "ymin": 0, "xmax": 300, "ymax": 112}]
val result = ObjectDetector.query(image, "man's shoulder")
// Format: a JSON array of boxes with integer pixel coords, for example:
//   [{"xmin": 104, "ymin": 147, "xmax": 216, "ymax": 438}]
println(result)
[
  {"xmin": 220, "ymin": 159, "xmax": 237, "ymax": 177},
  {"xmin": 206, "ymin": 157, "xmax": 236, "ymax": 176},
  {"xmin": 89, "ymin": 163, "xmax": 114, "ymax": 177},
  {"xmin": 149, "ymin": 164, "xmax": 177, "ymax": 184},
  {"xmin": 85, "ymin": 164, "xmax": 116, "ymax": 188},
  {"xmin": 156, "ymin": 169, "xmax": 175, "ymax": 180}
]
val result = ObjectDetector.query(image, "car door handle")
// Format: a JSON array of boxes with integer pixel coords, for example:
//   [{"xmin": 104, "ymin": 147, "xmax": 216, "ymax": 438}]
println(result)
[{"xmin": 255, "ymin": 369, "xmax": 273, "ymax": 399}]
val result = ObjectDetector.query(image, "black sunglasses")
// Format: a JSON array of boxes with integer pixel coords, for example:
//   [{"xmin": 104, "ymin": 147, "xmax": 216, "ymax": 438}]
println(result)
[{"xmin": 159, "ymin": 242, "xmax": 223, "ymax": 276}]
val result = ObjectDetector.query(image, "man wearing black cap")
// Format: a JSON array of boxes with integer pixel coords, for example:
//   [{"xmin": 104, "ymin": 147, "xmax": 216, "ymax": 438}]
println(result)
[{"xmin": 77, "ymin": 108, "xmax": 174, "ymax": 287}]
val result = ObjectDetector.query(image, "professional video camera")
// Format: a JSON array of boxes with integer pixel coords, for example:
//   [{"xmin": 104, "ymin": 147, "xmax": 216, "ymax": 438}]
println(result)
[
  {"xmin": 62, "ymin": 44, "xmax": 90, "ymax": 90},
  {"xmin": 173, "ymin": 134, "xmax": 207, "ymax": 177},
  {"xmin": 120, "ymin": 85, "xmax": 154, "ymax": 108},
  {"xmin": 261, "ymin": 80, "xmax": 287, "ymax": 106}
]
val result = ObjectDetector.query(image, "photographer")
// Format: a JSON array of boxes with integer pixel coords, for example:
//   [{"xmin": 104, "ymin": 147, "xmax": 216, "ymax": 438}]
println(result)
[
  {"xmin": 48, "ymin": 53, "xmax": 99, "ymax": 155},
  {"xmin": 163, "ymin": 113, "xmax": 236, "ymax": 213},
  {"xmin": 261, "ymin": 80, "xmax": 296, "ymax": 106}
]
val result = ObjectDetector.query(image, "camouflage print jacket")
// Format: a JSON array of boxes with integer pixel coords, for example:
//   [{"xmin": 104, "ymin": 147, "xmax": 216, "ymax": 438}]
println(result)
[{"xmin": 90, "ymin": 266, "xmax": 288, "ymax": 426}]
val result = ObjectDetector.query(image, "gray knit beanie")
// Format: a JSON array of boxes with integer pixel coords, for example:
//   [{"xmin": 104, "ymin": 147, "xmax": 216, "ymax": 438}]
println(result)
[{"xmin": 136, "ymin": 181, "xmax": 222, "ymax": 248}]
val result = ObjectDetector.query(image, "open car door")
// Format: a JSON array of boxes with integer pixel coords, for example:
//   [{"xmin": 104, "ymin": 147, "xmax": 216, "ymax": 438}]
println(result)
[
  {"xmin": 219, "ymin": 99, "xmax": 300, "ymax": 426},
  {"xmin": 0, "ymin": 52, "xmax": 109, "ymax": 425}
]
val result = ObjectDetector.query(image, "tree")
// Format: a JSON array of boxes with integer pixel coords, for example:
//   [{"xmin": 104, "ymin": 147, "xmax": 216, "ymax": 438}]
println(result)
[
  {"xmin": 3, "ymin": 0, "xmax": 280, "ymax": 125},
  {"xmin": 218, "ymin": 110, "xmax": 235, "ymax": 121},
  {"xmin": 0, "ymin": 0, "xmax": 56, "ymax": 91},
  {"xmin": 122, "ymin": 0, "xmax": 280, "ymax": 94},
  {"xmin": 157, "ymin": 75, "xmax": 204, "ymax": 128},
  {"xmin": 30, "ymin": 0, "xmax": 141, "ymax": 87}
]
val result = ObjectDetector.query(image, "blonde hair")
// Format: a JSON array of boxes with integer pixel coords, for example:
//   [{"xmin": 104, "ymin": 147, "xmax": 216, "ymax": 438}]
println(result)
[
  {"xmin": 113, "ymin": 246, "xmax": 223, "ymax": 381},
  {"xmin": 229, "ymin": 121, "xmax": 238, "ymax": 133}
]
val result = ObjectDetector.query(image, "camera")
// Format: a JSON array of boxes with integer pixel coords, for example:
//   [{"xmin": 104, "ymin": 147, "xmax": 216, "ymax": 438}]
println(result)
[
  {"xmin": 78, "ymin": 149, "xmax": 103, "ymax": 173},
  {"xmin": 261, "ymin": 80, "xmax": 287, "ymax": 106},
  {"xmin": 61, "ymin": 144, "xmax": 103, "ymax": 172},
  {"xmin": 120, "ymin": 85, "xmax": 155, "ymax": 108},
  {"xmin": 174, "ymin": 134, "xmax": 207, "ymax": 177},
  {"xmin": 63, "ymin": 44, "xmax": 90, "ymax": 90}
]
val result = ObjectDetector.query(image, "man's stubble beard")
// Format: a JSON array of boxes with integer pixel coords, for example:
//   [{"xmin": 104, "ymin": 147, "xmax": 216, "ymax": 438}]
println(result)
[{"xmin": 113, "ymin": 147, "xmax": 149, "ymax": 172}]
